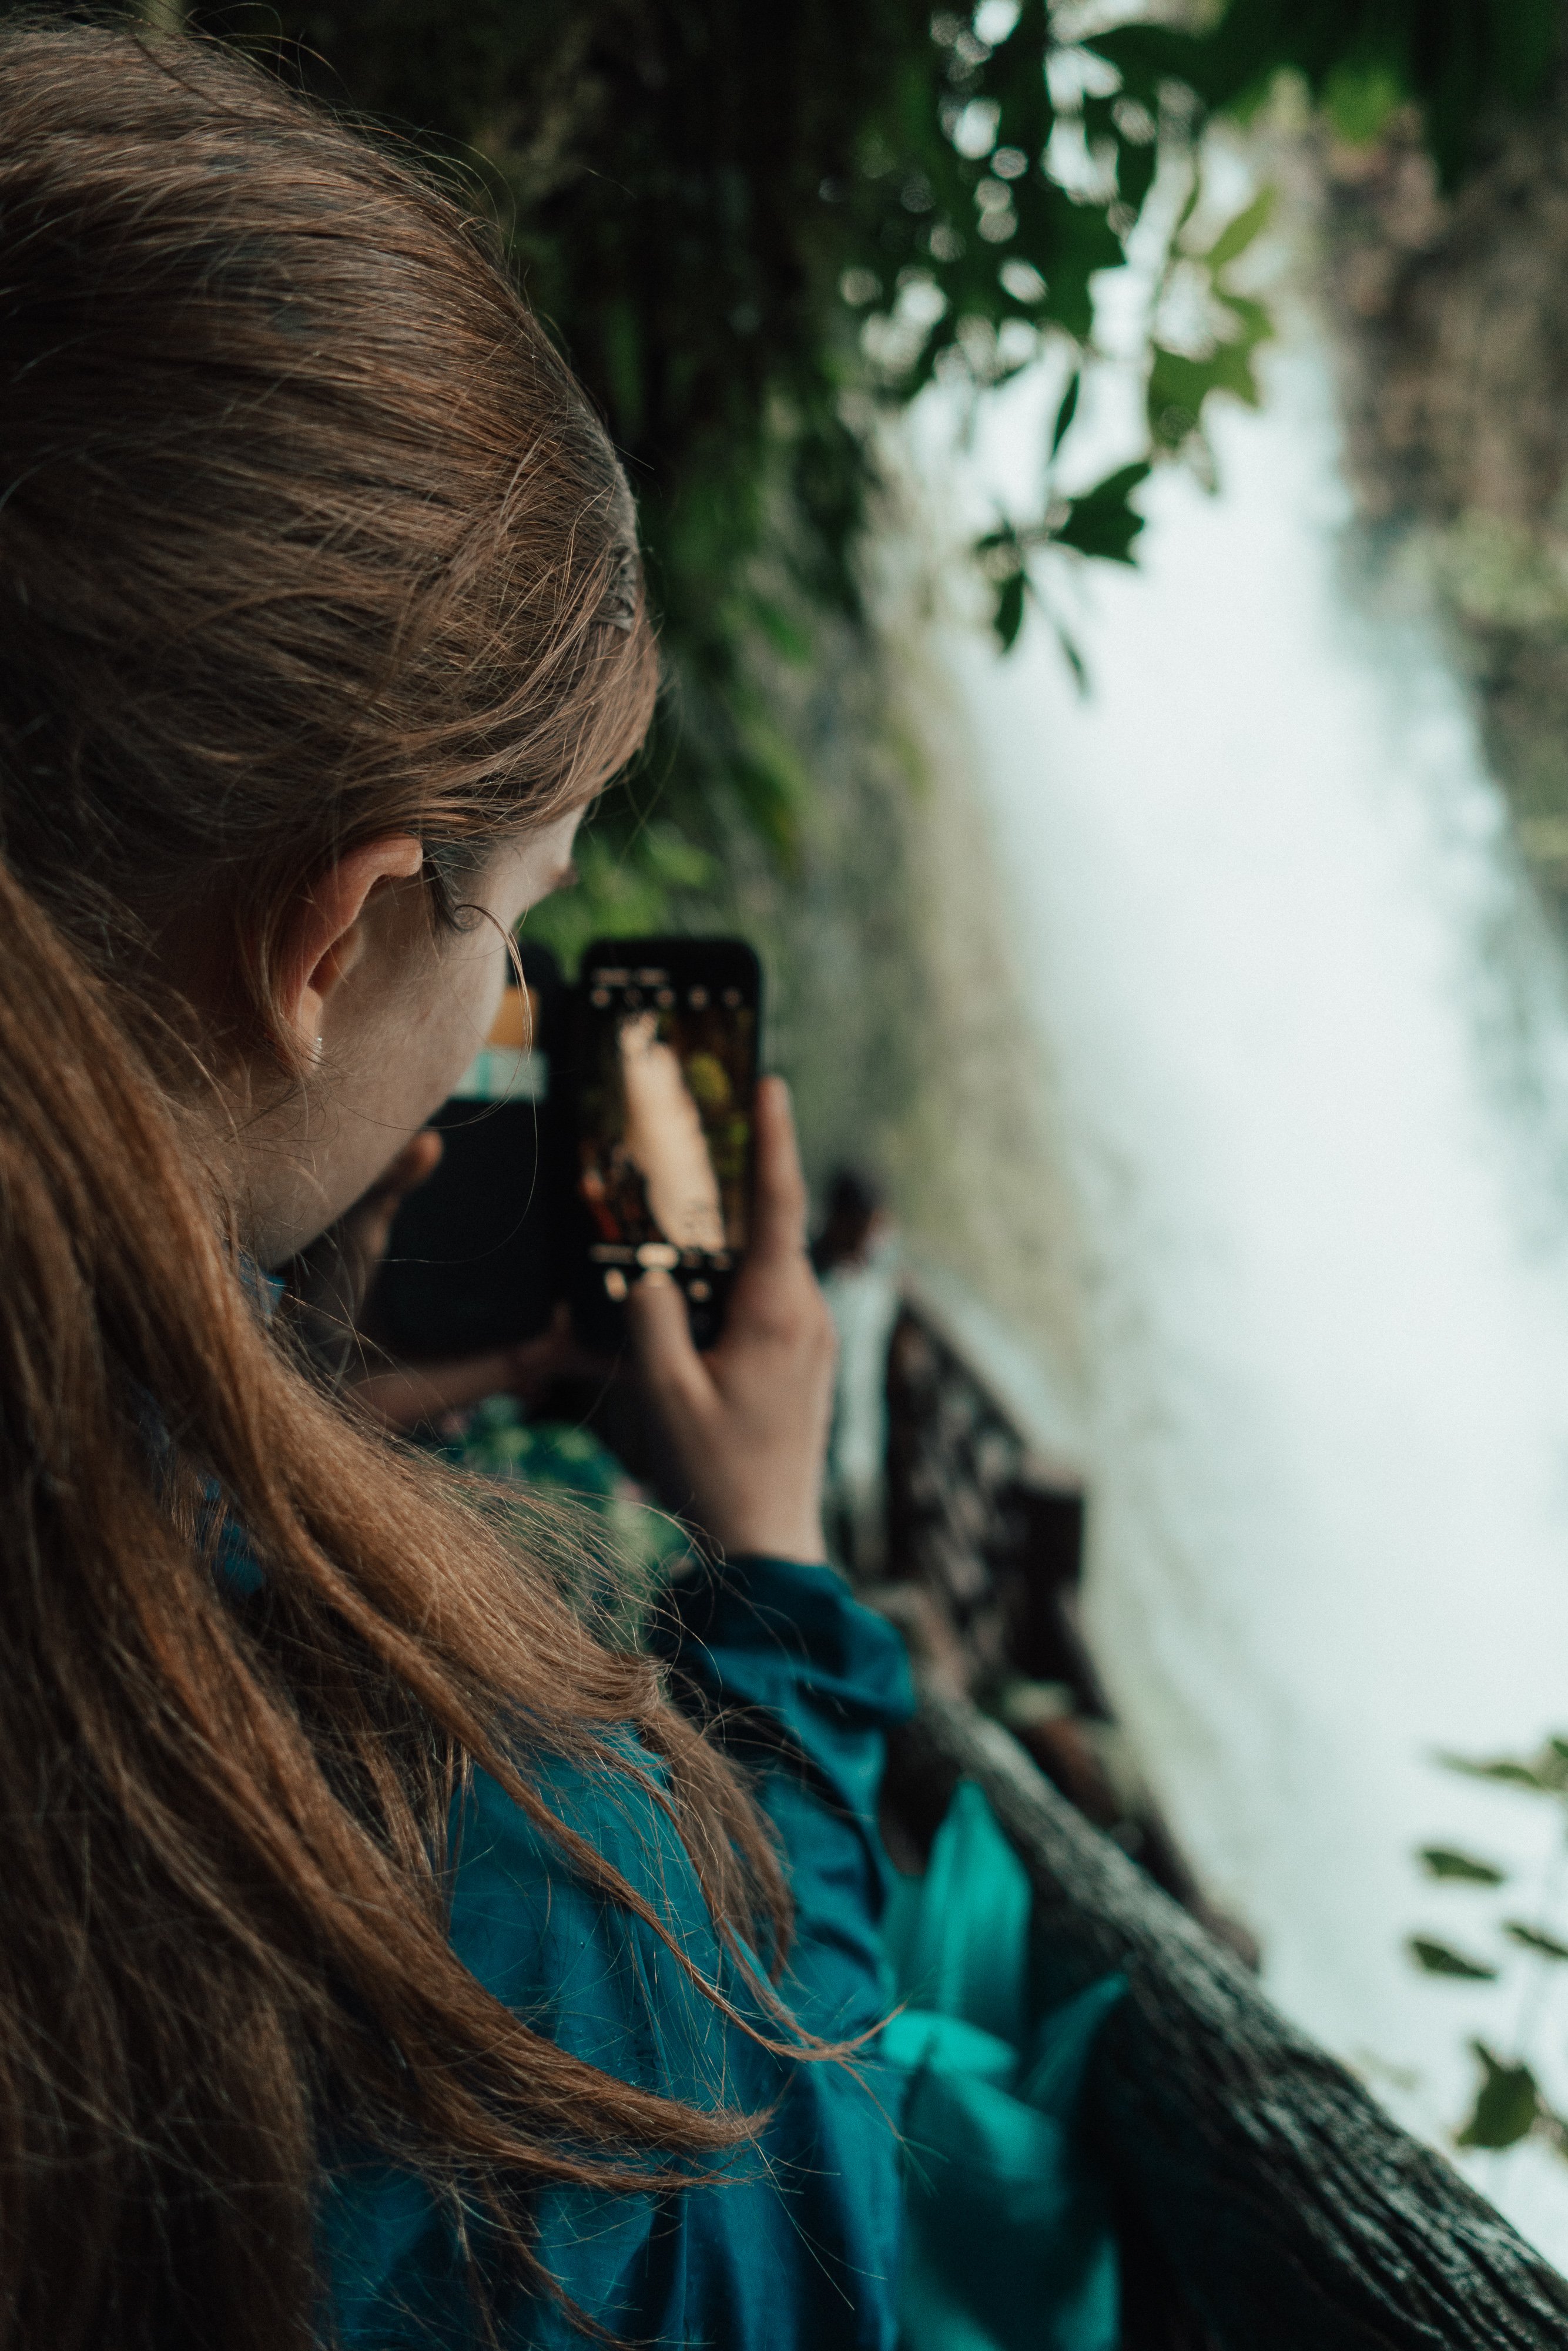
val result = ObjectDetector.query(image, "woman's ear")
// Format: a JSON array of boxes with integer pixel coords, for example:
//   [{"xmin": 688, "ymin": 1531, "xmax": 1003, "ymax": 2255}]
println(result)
[{"xmin": 274, "ymin": 835, "xmax": 424, "ymax": 1059}]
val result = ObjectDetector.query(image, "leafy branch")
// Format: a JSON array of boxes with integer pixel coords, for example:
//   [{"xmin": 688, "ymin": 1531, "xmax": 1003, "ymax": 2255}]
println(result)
[
  {"xmin": 1409, "ymin": 1737, "xmax": 1568, "ymax": 2155},
  {"xmin": 974, "ymin": 169, "xmax": 1279, "ymax": 672},
  {"xmin": 145, "ymin": 0, "xmax": 1565, "ymax": 917}
]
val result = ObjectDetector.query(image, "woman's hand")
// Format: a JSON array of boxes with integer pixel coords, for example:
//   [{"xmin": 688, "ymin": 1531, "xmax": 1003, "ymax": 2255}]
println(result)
[
  {"xmin": 284, "ymin": 1132, "xmax": 588, "ymax": 1431},
  {"xmin": 626, "ymin": 1077, "xmax": 836, "ymax": 1562},
  {"xmin": 350, "ymin": 1303, "xmax": 587, "ymax": 1433},
  {"xmin": 282, "ymin": 1130, "xmax": 445, "ymax": 1384}
]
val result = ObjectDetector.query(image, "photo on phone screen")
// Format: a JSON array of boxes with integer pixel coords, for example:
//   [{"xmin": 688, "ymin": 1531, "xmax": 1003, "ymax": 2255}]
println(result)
[{"xmin": 570, "ymin": 939, "xmax": 760, "ymax": 1349}]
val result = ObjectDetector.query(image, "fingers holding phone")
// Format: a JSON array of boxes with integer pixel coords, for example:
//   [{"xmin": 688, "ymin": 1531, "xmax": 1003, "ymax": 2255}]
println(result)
[
  {"xmin": 627, "ymin": 1077, "xmax": 836, "ymax": 1563},
  {"xmin": 359, "ymin": 935, "xmax": 837, "ymax": 1555},
  {"xmin": 350, "ymin": 1302, "xmax": 593, "ymax": 1433},
  {"xmin": 282, "ymin": 1128, "xmax": 447, "ymax": 1381}
]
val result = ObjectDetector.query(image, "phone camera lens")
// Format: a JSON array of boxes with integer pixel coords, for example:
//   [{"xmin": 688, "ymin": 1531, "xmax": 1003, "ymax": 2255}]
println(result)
[{"xmin": 721, "ymin": 987, "xmax": 742, "ymax": 1009}]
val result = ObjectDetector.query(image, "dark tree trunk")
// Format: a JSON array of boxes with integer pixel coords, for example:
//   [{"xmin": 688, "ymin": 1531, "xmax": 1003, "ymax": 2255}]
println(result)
[{"xmin": 902, "ymin": 1685, "xmax": 1568, "ymax": 2351}]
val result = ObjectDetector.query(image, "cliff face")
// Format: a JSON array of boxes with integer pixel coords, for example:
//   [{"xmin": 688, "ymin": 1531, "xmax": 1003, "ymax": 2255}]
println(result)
[{"xmin": 1324, "ymin": 79, "xmax": 1568, "ymax": 907}]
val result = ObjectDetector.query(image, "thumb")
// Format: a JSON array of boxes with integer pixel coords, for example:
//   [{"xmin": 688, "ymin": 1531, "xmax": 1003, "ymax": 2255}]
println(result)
[
  {"xmin": 351, "ymin": 1129, "xmax": 445, "ymax": 1257},
  {"xmin": 625, "ymin": 1268, "xmax": 707, "ymax": 1403},
  {"xmin": 366, "ymin": 1128, "xmax": 444, "ymax": 1207}
]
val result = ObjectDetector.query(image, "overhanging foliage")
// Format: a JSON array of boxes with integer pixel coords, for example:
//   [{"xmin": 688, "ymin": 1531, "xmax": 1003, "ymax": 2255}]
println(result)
[{"xmin": 51, "ymin": 0, "xmax": 1567, "ymax": 918}]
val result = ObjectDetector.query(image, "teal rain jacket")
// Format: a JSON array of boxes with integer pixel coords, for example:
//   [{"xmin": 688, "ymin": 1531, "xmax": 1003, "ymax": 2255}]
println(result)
[{"xmin": 314, "ymin": 1554, "xmax": 916, "ymax": 2349}]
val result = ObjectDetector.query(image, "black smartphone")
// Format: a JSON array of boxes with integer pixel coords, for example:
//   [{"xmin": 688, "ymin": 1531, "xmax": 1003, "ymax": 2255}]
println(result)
[
  {"xmin": 566, "ymin": 937, "xmax": 761, "ymax": 1353},
  {"xmin": 371, "ymin": 935, "xmax": 761, "ymax": 1359},
  {"xmin": 372, "ymin": 941, "xmax": 567, "ymax": 1359}
]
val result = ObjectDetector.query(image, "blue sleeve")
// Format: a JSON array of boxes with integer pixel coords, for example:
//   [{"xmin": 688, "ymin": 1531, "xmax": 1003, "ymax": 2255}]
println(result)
[
  {"xmin": 648, "ymin": 1555, "xmax": 914, "ymax": 2040},
  {"xmin": 317, "ymin": 1561, "xmax": 910, "ymax": 2350}
]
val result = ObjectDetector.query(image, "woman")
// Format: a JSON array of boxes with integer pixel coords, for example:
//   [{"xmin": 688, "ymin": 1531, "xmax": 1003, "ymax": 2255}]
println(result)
[{"xmin": 0, "ymin": 22, "xmax": 910, "ymax": 2347}]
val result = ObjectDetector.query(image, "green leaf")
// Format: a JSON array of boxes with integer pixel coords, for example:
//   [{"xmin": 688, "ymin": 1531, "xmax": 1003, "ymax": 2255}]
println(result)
[
  {"xmin": 1503, "ymin": 1922, "xmax": 1568, "ymax": 1962},
  {"xmin": 1407, "ymin": 1936, "xmax": 1498, "ymax": 1981},
  {"xmin": 1202, "ymin": 186, "xmax": 1275, "ymax": 275},
  {"xmin": 993, "ymin": 568, "xmax": 1028, "ymax": 652},
  {"xmin": 1050, "ymin": 461, "xmax": 1150, "ymax": 565},
  {"xmin": 1171, "ymin": 169, "xmax": 1203, "ymax": 248},
  {"xmin": 1216, "ymin": 292, "xmax": 1272, "ymax": 350},
  {"xmin": 1419, "ymin": 1847, "xmax": 1507, "ymax": 1886},
  {"xmin": 1439, "ymin": 1747, "xmax": 1568, "ymax": 1793},
  {"xmin": 1050, "ymin": 612, "xmax": 1088, "ymax": 697},
  {"xmin": 1148, "ymin": 352, "xmax": 1236, "ymax": 451},
  {"xmin": 742, "ymin": 593, "xmax": 815, "ymax": 665},
  {"xmin": 1049, "ymin": 371, "xmax": 1081, "ymax": 461},
  {"xmin": 1037, "ymin": 193, "xmax": 1125, "ymax": 344},
  {"xmin": 1147, "ymin": 316, "xmax": 1271, "ymax": 449},
  {"xmin": 1323, "ymin": 63, "xmax": 1406, "ymax": 148},
  {"xmin": 1458, "ymin": 2044, "xmax": 1540, "ymax": 2151}
]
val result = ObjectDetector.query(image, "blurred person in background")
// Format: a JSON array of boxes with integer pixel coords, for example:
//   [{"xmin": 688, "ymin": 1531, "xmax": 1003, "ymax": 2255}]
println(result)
[{"xmin": 814, "ymin": 1167, "xmax": 902, "ymax": 1578}]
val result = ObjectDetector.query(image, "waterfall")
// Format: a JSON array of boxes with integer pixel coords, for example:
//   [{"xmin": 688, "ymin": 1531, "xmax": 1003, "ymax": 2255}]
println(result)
[{"xmin": 916, "ymin": 324, "xmax": 1568, "ymax": 2260}]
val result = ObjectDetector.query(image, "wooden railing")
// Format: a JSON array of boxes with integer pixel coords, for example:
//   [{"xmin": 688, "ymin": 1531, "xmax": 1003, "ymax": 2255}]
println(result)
[
  {"xmin": 873, "ymin": 1285, "xmax": 1254, "ymax": 1961},
  {"xmin": 871, "ymin": 1284, "xmax": 1568, "ymax": 2350},
  {"xmin": 909, "ymin": 1681, "xmax": 1568, "ymax": 2350}
]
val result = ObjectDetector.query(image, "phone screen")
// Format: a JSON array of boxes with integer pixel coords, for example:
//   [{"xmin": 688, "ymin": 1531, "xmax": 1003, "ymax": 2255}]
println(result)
[{"xmin": 571, "ymin": 939, "xmax": 760, "ymax": 1348}]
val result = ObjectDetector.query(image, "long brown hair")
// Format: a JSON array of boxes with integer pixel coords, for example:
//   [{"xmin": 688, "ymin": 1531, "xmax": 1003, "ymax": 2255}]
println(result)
[{"xmin": 0, "ymin": 21, "xmax": 796, "ymax": 2347}]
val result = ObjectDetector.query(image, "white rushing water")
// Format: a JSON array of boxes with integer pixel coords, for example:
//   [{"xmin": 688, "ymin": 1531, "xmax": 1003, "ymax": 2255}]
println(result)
[{"xmin": 915, "ymin": 325, "xmax": 1568, "ymax": 2257}]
